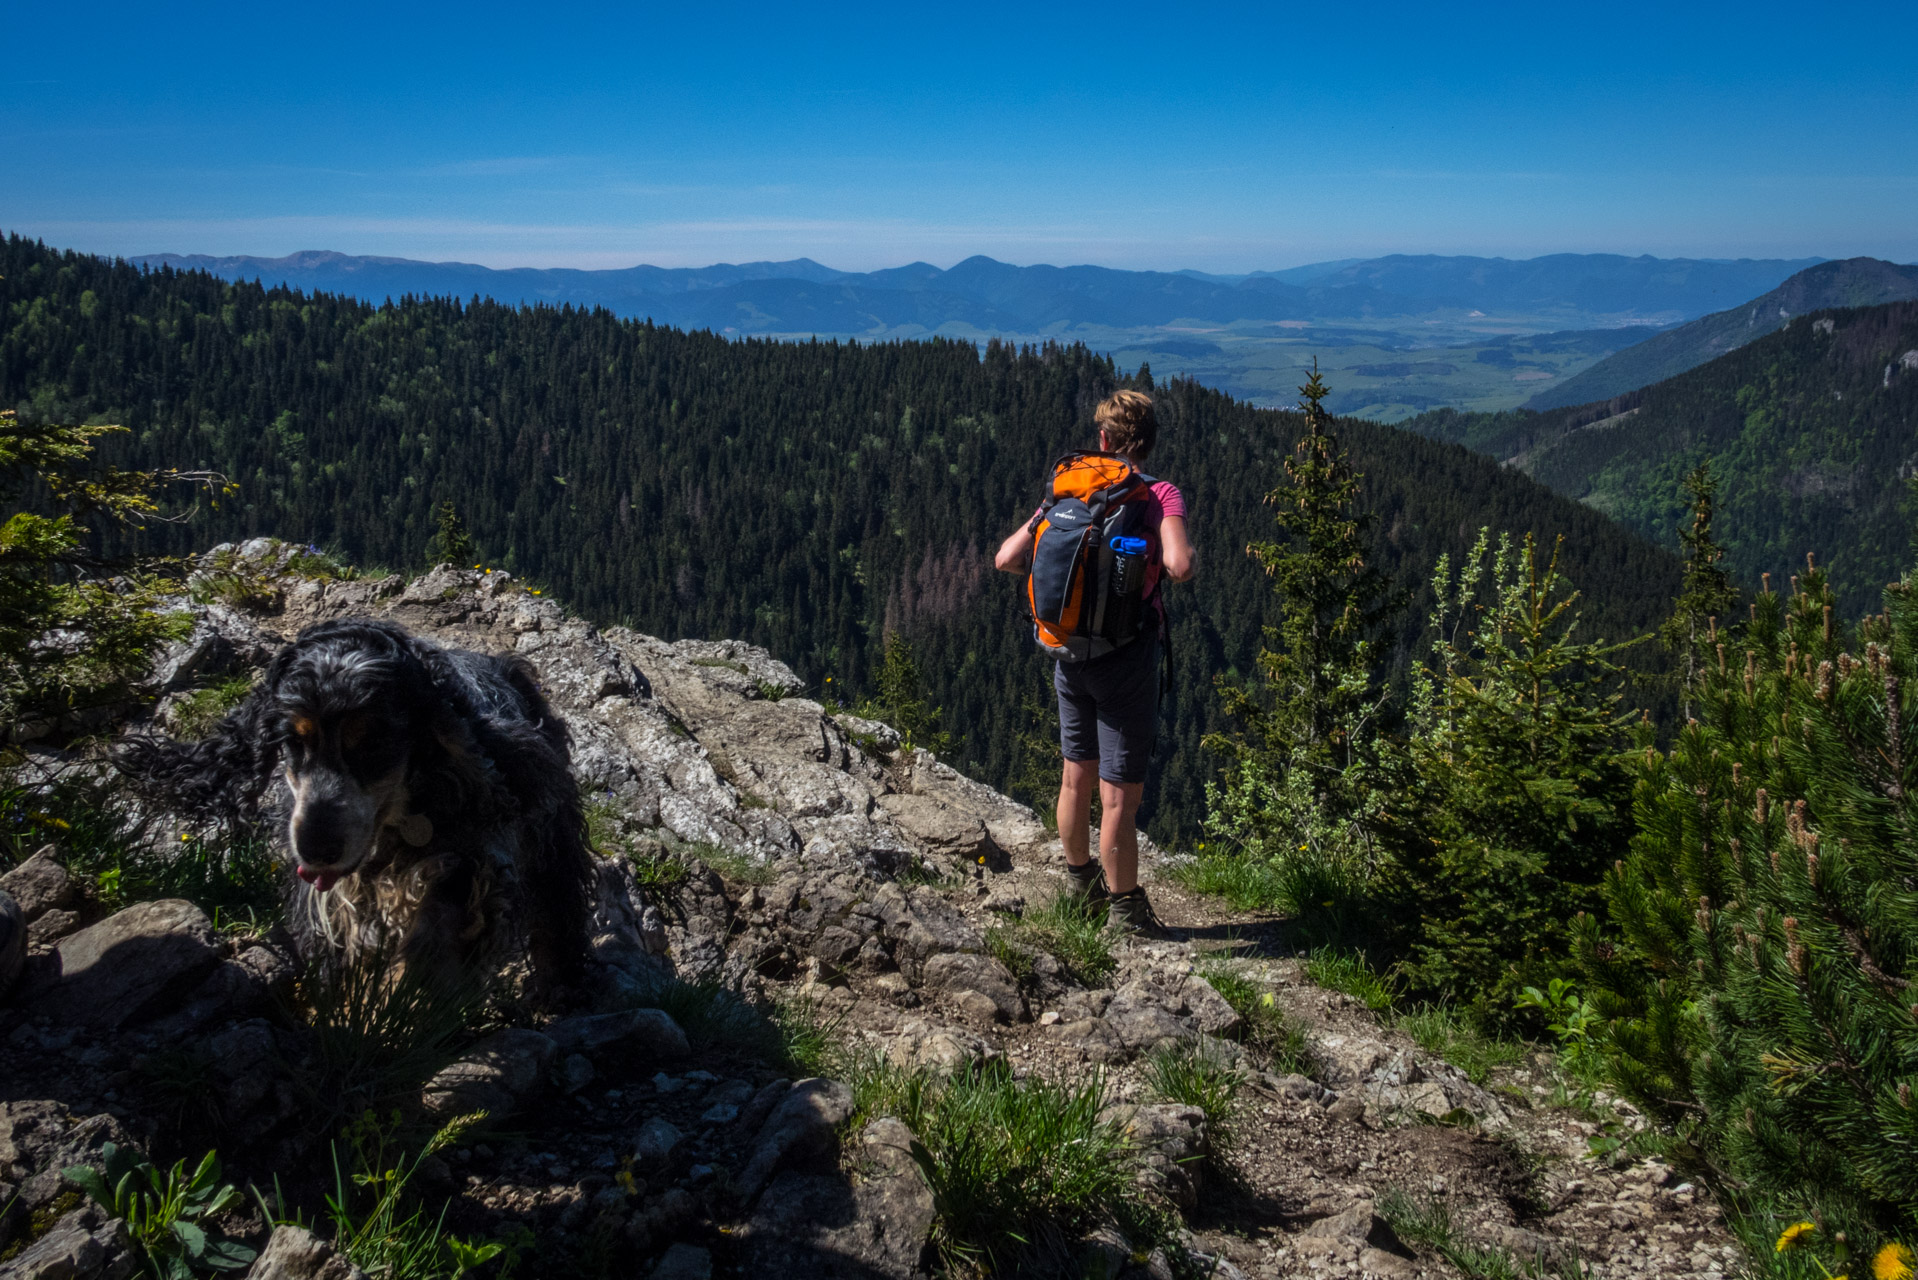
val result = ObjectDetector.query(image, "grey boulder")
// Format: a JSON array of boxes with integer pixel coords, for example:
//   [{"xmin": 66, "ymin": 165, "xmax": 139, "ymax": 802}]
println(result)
[
  {"xmin": 20, "ymin": 900, "xmax": 222, "ymax": 1031},
  {"xmin": 735, "ymin": 1078, "xmax": 855, "ymax": 1202}
]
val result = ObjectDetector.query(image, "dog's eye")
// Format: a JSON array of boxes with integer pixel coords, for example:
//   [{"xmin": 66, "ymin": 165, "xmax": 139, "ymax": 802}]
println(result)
[{"xmin": 340, "ymin": 713, "xmax": 373, "ymax": 750}]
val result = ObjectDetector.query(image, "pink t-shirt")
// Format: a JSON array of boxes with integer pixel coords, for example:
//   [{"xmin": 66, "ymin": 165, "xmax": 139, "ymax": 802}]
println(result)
[{"xmin": 1031, "ymin": 479, "xmax": 1187, "ymax": 612}]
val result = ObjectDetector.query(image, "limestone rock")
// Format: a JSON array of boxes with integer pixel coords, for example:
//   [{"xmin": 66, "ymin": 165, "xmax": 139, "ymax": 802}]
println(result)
[
  {"xmin": 920, "ymin": 952, "xmax": 1025, "ymax": 1023},
  {"xmin": 646, "ymin": 1244, "xmax": 713, "ymax": 1280},
  {"xmin": 0, "ymin": 847, "xmax": 77, "ymax": 920},
  {"xmin": 0, "ymin": 1203, "xmax": 135, "ymax": 1280},
  {"xmin": 741, "ymin": 1122, "xmax": 935, "ymax": 1280},
  {"xmin": 20, "ymin": 900, "xmax": 221, "ymax": 1031},
  {"xmin": 247, "ymin": 1223, "xmax": 369, "ymax": 1280},
  {"xmin": 1100, "ymin": 1103, "xmax": 1209, "ymax": 1211},
  {"xmin": 545, "ymin": 1008, "xmax": 690, "ymax": 1059},
  {"xmin": 735, "ymin": 1078, "xmax": 855, "ymax": 1202},
  {"xmin": 633, "ymin": 1116, "xmax": 684, "ymax": 1170},
  {"xmin": 421, "ymin": 1029, "xmax": 557, "ymax": 1118},
  {"xmin": 876, "ymin": 794, "xmax": 994, "ymax": 861},
  {"xmin": 0, "ymin": 1103, "xmax": 135, "ymax": 1215},
  {"xmin": 26, "ymin": 910, "xmax": 81, "ymax": 951},
  {"xmin": 887, "ymin": 1020, "xmax": 996, "ymax": 1073}
]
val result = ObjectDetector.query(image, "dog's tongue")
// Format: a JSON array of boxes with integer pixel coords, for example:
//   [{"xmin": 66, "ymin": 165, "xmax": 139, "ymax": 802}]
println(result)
[{"xmin": 295, "ymin": 865, "xmax": 341, "ymax": 893}]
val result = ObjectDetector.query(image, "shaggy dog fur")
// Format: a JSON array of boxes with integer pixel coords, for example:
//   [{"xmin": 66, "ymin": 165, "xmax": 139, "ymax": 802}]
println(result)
[{"xmin": 117, "ymin": 618, "xmax": 594, "ymax": 994}]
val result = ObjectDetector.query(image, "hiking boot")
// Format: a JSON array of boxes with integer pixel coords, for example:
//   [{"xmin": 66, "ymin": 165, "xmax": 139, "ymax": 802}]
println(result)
[
  {"xmin": 1063, "ymin": 859, "xmax": 1109, "ymax": 905},
  {"xmin": 1104, "ymin": 887, "xmax": 1174, "ymax": 940}
]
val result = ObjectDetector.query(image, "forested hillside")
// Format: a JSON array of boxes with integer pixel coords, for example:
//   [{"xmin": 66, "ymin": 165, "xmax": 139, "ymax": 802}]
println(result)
[
  {"xmin": 0, "ymin": 235, "xmax": 1682, "ymax": 837},
  {"xmin": 1402, "ymin": 299, "xmax": 1918, "ymax": 615},
  {"xmin": 1523, "ymin": 257, "xmax": 1918, "ymax": 409}
]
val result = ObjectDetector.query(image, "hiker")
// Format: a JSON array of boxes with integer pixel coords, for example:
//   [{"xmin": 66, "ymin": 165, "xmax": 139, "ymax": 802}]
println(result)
[{"xmin": 993, "ymin": 389, "xmax": 1194, "ymax": 938}]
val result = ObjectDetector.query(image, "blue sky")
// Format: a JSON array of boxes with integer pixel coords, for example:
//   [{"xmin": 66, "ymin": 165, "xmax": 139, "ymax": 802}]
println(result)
[{"xmin": 5, "ymin": 1, "xmax": 1914, "ymax": 272}]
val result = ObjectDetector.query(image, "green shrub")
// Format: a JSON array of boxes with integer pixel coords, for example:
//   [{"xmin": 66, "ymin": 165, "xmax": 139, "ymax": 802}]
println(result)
[
  {"xmin": 1, "ymin": 412, "xmax": 212, "ymax": 725},
  {"xmin": 1379, "ymin": 530, "xmax": 1636, "ymax": 1018},
  {"xmin": 1579, "ymin": 560, "xmax": 1918, "ymax": 1242}
]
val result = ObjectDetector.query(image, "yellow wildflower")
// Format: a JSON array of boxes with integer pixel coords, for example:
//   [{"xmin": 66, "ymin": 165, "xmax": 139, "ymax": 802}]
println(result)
[
  {"xmin": 1777, "ymin": 1222, "xmax": 1818, "ymax": 1252},
  {"xmin": 1875, "ymin": 1242, "xmax": 1916, "ymax": 1280}
]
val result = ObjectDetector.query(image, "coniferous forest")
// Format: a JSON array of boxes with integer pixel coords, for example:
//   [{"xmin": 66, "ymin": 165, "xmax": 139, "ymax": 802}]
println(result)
[
  {"xmin": 1402, "ymin": 298, "xmax": 1918, "ymax": 616},
  {"xmin": 0, "ymin": 234, "xmax": 1682, "ymax": 837}
]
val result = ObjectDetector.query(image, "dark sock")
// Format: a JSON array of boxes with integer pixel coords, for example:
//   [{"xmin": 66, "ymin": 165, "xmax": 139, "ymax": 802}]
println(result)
[{"xmin": 1067, "ymin": 861, "xmax": 1099, "ymax": 879}]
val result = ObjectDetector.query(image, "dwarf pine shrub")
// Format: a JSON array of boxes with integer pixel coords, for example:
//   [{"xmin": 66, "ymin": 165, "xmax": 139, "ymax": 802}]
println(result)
[{"xmin": 1579, "ymin": 556, "xmax": 1918, "ymax": 1243}]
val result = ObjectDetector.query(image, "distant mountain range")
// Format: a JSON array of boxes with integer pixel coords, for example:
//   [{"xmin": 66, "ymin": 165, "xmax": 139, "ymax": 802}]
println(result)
[
  {"xmin": 130, "ymin": 249, "xmax": 1823, "ymax": 335},
  {"xmin": 1523, "ymin": 258, "xmax": 1918, "ymax": 409},
  {"xmin": 1402, "ymin": 297, "xmax": 1918, "ymax": 613}
]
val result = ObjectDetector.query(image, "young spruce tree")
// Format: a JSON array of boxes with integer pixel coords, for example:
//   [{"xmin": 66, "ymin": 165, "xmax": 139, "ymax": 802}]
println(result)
[
  {"xmin": 1204, "ymin": 366, "xmax": 1396, "ymax": 862},
  {"xmin": 1382, "ymin": 531, "xmax": 1637, "ymax": 1015}
]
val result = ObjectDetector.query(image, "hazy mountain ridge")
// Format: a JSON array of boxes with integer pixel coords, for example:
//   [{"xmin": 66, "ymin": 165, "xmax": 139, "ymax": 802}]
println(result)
[
  {"xmin": 1402, "ymin": 298, "xmax": 1918, "ymax": 613},
  {"xmin": 133, "ymin": 248, "xmax": 1822, "ymax": 334},
  {"xmin": 1524, "ymin": 257, "xmax": 1918, "ymax": 409}
]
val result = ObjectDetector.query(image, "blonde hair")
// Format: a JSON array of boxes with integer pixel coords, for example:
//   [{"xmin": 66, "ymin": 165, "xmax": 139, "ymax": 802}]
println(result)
[{"xmin": 1095, "ymin": 389, "xmax": 1158, "ymax": 462}]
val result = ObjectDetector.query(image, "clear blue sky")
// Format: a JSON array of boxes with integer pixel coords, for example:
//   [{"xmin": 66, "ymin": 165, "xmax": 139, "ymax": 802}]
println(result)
[{"xmin": 5, "ymin": 1, "xmax": 1913, "ymax": 272}]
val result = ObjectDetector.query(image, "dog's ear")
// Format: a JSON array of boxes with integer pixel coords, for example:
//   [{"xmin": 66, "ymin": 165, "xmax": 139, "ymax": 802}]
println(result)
[{"xmin": 114, "ymin": 661, "xmax": 287, "ymax": 824}]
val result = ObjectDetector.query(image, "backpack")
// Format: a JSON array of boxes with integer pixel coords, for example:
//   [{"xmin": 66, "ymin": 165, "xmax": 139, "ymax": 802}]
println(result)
[{"xmin": 1024, "ymin": 450, "xmax": 1161, "ymax": 661}]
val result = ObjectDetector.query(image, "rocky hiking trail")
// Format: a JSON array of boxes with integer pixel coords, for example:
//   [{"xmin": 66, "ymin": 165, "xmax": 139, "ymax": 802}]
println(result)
[{"xmin": 0, "ymin": 542, "xmax": 1742, "ymax": 1279}]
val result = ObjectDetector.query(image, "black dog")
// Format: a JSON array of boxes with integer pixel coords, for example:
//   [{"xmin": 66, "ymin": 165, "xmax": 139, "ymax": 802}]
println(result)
[{"xmin": 119, "ymin": 618, "xmax": 594, "ymax": 994}]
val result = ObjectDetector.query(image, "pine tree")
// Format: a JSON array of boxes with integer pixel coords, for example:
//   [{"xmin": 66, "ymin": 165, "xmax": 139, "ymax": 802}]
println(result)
[
  {"xmin": 1205, "ymin": 366, "xmax": 1397, "ymax": 849},
  {"xmin": 427, "ymin": 500, "xmax": 475, "ymax": 566},
  {"xmin": 0, "ymin": 411, "xmax": 221, "ymax": 724},
  {"xmin": 1581, "ymin": 555, "xmax": 1918, "ymax": 1241},
  {"xmin": 1660, "ymin": 462, "xmax": 1738, "ymax": 716},
  {"xmin": 1383, "ymin": 530, "xmax": 1637, "ymax": 1014}
]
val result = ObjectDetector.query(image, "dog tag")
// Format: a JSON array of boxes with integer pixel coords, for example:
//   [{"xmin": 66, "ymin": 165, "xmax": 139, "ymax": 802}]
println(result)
[{"xmin": 398, "ymin": 813, "xmax": 434, "ymax": 847}]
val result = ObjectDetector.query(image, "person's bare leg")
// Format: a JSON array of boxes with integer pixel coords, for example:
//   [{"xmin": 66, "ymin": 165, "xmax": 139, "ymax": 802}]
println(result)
[
  {"xmin": 1058, "ymin": 758, "xmax": 1099, "ymax": 868},
  {"xmin": 1098, "ymin": 778, "xmax": 1146, "ymax": 893}
]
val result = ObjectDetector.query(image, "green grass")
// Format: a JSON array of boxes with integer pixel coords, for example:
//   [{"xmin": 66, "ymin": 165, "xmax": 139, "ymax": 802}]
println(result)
[
  {"xmin": 1304, "ymin": 947, "xmax": 1397, "ymax": 1012},
  {"xmin": 984, "ymin": 892, "xmax": 1115, "ymax": 989},
  {"xmin": 1165, "ymin": 848, "xmax": 1292, "ymax": 912},
  {"xmin": 1377, "ymin": 1187, "xmax": 1589, "ymax": 1280},
  {"xmin": 1143, "ymin": 1040, "xmax": 1245, "ymax": 1160},
  {"xmin": 691, "ymin": 841, "xmax": 777, "ymax": 885},
  {"xmin": 884, "ymin": 1060, "xmax": 1140, "ymax": 1275},
  {"xmin": 296, "ymin": 949, "xmax": 490, "ymax": 1131},
  {"xmin": 168, "ymin": 674, "xmax": 257, "ymax": 739},
  {"xmin": 1, "ymin": 775, "xmax": 284, "ymax": 925},
  {"xmin": 1396, "ymin": 1005, "xmax": 1526, "ymax": 1086},
  {"xmin": 1196, "ymin": 962, "xmax": 1311, "ymax": 1074},
  {"xmin": 1166, "ymin": 839, "xmax": 1377, "ymax": 950}
]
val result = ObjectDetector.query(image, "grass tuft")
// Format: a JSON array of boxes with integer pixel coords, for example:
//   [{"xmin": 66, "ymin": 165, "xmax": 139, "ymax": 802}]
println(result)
[
  {"xmin": 1378, "ymin": 1186, "xmax": 1589, "ymax": 1280},
  {"xmin": 1143, "ymin": 1040, "xmax": 1244, "ymax": 1160},
  {"xmin": 167, "ymin": 674, "xmax": 257, "ymax": 740},
  {"xmin": 295, "ymin": 948, "xmax": 489, "ymax": 1130},
  {"xmin": 1197, "ymin": 962, "xmax": 1312, "ymax": 1074},
  {"xmin": 985, "ymin": 891, "xmax": 1115, "ymax": 989},
  {"xmin": 1303, "ymin": 946, "xmax": 1397, "ymax": 1012},
  {"xmin": 1396, "ymin": 1005, "xmax": 1526, "ymax": 1086},
  {"xmin": 892, "ymin": 1060, "xmax": 1137, "ymax": 1274}
]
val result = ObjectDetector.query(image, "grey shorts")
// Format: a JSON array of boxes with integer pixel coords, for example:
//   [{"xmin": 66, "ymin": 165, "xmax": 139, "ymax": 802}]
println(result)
[{"xmin": 1055, "ymin": 637, "xmax": 1161, "ymax": 784}]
